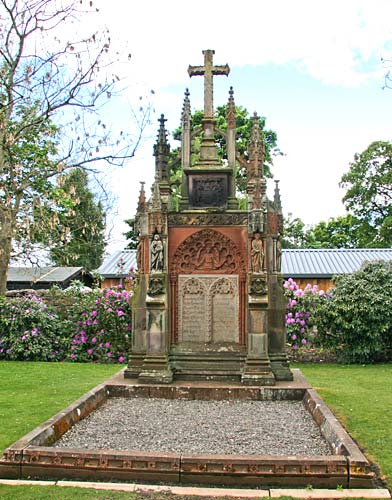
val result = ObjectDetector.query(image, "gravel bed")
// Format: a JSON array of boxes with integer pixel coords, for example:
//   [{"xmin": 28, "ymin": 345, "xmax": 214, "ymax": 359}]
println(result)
[{"xmin": 54, "ymin": 398, "xmax": 332, "ymax": 456}]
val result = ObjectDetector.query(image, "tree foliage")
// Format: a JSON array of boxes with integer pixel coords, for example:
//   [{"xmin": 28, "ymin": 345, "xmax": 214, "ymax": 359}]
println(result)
[
  {"xmin": 340, "ymin": 141, "xmax": 392, "ymax": 247},
  {"xmin": 0, "ymin": 0, "xmax": 145, "ymax": 293},
  {"xmin": 123, "ymin": 218, "xmax": 138, "ymax": 250},
  {"xmin": 314, "ymin": 261, "xmax": 392, "ymax": 363},
  {"xmin": 47, "ymin": 169, "xmax": 106, "ymax": 269}
]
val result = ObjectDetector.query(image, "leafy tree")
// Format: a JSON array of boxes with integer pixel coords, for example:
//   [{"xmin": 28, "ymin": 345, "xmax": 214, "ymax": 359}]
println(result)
[
  {"xmin": 47, "ymin": 169, "xmax": 106, "ymax": 269},
  {"xmin": 306, "ymin": 214, "xmax": 371, "ymax": 248},
  {"xmin": 0, "ymin": 0, "xmax": 146, "ymax": 294},
  {"xmin": 340, "ymin": 141, "xmax": 392, "ymax": 247},
  {"xmin": 314, "ymin": 261, "xmax": 392, "ymax": 363},
  {"xmin": 123, "ymin": 218, "xmax": 138, "ymax": 250},
  {"xmin": 282, "ymin": 213, "xmax": 309, "ymax": 248}
]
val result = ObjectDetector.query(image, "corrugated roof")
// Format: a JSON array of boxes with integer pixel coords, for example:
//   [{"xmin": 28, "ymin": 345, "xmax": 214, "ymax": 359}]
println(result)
[
  {"xmin": 8, "ymin": 267, "xmax": 84, "ymax": 283},
  {"xmin": 282, "ymin": 248, "xmax": 392, "ymax": 277},
  {"xmin": 98, "ymin": 248, "xmax": 392, "ymax": 278},
  {"xmin": 97, "ymin": 250, "xmax": 137, "ymax": 278}
]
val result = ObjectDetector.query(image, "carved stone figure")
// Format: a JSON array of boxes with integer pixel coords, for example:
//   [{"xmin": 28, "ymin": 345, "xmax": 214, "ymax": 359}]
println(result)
[
  {"xmin": 148, "ymin": 276, "xmax": 165, "ymax": 296},
  {"xmin": 251, "ymin": 232, "xmax": 264, "ymax": 273},
  {"xmin": 150, "ymin": 234, "xmax": 164, "ymax": 272}
]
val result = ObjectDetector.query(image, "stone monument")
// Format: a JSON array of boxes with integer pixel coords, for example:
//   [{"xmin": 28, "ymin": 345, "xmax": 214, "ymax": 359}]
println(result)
[{"xmin": 126, "ymin": 49, "xmax": 293, "ymax": 385}]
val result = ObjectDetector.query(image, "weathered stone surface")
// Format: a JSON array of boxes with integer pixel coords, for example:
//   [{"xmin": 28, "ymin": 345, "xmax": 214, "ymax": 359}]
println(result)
[{"xmin": 178, "ymin": 275, "xmax": 239, "ymax": 344}]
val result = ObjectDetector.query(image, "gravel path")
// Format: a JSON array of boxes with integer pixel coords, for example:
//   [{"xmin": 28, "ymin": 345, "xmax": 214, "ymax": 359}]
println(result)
[{"xmin": 54, "ymin": 398, "xmax": 331, "ymax": 456}]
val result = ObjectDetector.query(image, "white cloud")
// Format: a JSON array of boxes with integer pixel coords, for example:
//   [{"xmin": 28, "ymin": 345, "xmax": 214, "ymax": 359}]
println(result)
[{"xmin": 95, "ymin": 0, "xmax": 392, "ymax": 88}]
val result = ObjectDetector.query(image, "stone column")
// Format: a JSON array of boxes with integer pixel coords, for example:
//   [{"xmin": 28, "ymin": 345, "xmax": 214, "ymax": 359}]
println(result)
[
  {"xmin": 242, "ymin": 273, "xmax": 275, "ymax": 386},
  {"xmin": 268, "ymin": 272, "xmax": 293, "ymax": 381},
  {"xmin": 138, "ymin": 273, "xmax": 173, "ymax": 384}
]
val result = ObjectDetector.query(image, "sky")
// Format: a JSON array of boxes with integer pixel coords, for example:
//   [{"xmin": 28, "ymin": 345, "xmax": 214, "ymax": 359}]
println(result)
[{"xmin": 91, "ymin": 0, "xmax": 392, "ymax": 254}]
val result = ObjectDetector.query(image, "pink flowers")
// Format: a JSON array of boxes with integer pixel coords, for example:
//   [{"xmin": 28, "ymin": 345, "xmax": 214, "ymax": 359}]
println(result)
[
  {"xmin": 67, "ymin": 285, "xmax": 131, "ymax": 364},
  {"xmin": 284, "ymin": 279, "xmax": 327, "ymax": 350}
]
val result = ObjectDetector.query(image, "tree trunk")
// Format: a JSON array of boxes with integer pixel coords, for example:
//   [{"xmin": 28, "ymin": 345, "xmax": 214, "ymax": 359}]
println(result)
[{"xmin": 0, "ymin": 211, "xmax": 14, "ymax": 295}]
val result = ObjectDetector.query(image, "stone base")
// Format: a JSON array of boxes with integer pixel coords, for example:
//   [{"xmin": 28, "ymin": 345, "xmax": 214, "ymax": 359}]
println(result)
[
  {"xmin": 270, "ymin": 354, "xmax": 294, "ymax": 381},
  {"xmin": 124, "ymin": 353, "xmax": 145, "ymax": 379},
  {"xmin": 138, "ymin": 355, "xmax": 173, "ymax": 384},
  {"xmin": 241, "ymin": 358, "xmax": 276, "ymax": 386}
]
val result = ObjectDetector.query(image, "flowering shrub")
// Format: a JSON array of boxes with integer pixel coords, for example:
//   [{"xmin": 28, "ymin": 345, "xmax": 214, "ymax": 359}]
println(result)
[
  {"xmin": 67, "ymin": 286, "xmax": 132, "ymax": 363},
  {"xmin": 284, "ymin": 278, "xmax": 327, "ymax": 349},
  {"xmin": 0, "ymin": 285, "xmax": 132, "ymax": 364},
  {"xmin": 0, "ymin": 295, "xmax": 67, "ymax": 361}
]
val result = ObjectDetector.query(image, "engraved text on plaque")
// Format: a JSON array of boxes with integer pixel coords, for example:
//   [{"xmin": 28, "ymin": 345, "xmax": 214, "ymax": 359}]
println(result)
[{"xmin": 178, "ymin": 275, "xmax": 239, "ymax": 344}]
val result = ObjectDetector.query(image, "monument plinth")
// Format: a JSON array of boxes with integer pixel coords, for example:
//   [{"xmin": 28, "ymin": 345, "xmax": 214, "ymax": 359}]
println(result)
[{"xmin": 125, "ymin": 49, "xmax": 292, "ymax": 384}]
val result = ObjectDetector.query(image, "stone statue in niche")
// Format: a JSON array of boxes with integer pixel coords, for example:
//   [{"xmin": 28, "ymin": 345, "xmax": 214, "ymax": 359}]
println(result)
[
  {"xmin": 251, "ymin": 232, "xmax": 264, "ymax": 273},
  {"xmin": 150, "ymin": 233, "xmax": 164, "ymax": 272}
]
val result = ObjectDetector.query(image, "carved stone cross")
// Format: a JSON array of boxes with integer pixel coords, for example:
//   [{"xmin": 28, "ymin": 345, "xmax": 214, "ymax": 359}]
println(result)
[{"xmin": 188, "ymin": 50, "xmax": 230, "ymax": 118}]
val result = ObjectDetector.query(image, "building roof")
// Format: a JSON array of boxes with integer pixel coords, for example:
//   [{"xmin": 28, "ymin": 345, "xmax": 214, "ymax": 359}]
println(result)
[
  {"xmin": 282, "ymin": 248, "xmax": 392, "ymax": 278},
  {"xmin": 7, "ymin": 266, "xmax": 87, "ymax": 283},
  {"xmin": 98, "ymin": 248, "xmax": 392, "ymax": 279},
  {"xmin": 97, "ymin": 250, "xmax": 137, "ymax": 278}
]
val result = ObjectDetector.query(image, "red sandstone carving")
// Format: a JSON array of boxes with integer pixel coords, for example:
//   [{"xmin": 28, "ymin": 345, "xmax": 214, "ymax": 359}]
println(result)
[{"xmin": 171, "ymin": 229, "xmax": 245, "ymax": 275}]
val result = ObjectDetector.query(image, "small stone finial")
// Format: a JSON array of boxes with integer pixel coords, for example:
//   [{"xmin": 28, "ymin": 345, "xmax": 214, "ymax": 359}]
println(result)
[
  {"xmin": 181, "ymin": 88, "xmax": 191, "ymax": 170},
  {"xmin": 153, "ymin": 114, "xmax": 170, "ymax": 181},
  {"xmin": 137, "ymin": 181, "xmax": 146, "ymax": 212},
  {"xmin": 274, "ymin": 180, "xmax": 282, "ymax": 212},
  {"xmin": 182, "ymin": 88, "xmax": 191, "ymax": 120},
  {"xmin": 247, "ymin": 112, "xmax": 265, "ymax": 179},
  {"xmin": 227, "ymin": 86, "xmax": 236, "ymax": 129}
]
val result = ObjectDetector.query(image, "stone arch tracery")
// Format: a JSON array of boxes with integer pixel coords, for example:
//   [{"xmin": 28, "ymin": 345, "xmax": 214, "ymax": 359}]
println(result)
[{"xmin": 170, "ymin": 229, "xmax": 246, "ymax": 345}]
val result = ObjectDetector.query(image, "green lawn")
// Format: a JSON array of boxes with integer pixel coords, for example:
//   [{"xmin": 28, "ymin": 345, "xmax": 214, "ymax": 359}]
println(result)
[
  {"xmin": 0, "ymin": 361, "xmax": 391, "ymax": 499},
  {"xmin": 298, "ymin": 363, "xmax": 392, "ymax": 487},
  {"xmin": 0, "ymin": 361, "xmax": 120, "ymax": 452}
]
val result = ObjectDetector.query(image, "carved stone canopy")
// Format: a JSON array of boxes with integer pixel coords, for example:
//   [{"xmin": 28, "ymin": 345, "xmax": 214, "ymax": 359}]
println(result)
[{"xmin": 171, "ymin": 229, "xmax": 245, "ymax": 275}]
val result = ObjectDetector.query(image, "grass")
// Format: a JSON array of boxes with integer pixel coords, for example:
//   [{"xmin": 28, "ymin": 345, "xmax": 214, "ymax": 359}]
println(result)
[
  {"xmin": 0, "ymin": 361, "xmax": 391, "ymax": 499},
  {"xmin": 0, "ymin": 361, "xmax": 120, "ymax": 452},
  {"xmin": 298, "ymin": 363, "xmax": 392, "ymax": 488}
]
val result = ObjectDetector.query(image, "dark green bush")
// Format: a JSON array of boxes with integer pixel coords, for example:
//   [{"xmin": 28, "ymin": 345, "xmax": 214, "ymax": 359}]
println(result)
[{"xmin": 314, "ymin": 261, "xmax": 392, "ymax": 363}]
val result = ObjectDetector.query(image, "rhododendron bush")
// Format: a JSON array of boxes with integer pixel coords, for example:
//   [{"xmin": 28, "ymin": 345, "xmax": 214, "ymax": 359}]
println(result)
[{"xmin": 0, "ymin": 286, "xmax": 132, "ymax": 363}]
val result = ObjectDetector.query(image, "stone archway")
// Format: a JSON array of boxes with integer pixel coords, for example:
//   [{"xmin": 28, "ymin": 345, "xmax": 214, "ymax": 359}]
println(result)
[{"xmin": 170, "ymin": 229, "xmax": 246, "ymax": 345}]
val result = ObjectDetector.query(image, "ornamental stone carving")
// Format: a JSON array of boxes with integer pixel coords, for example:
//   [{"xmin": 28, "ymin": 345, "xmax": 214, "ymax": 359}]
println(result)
[
  {"xmin": 168, "ymin": 213, "xmax": 248, "ymax": 226},
  {"xmin": 171, "ymin": 229, "xmax": 245, "ymax": 275},
  {"xmin": 148, "ymin": 276, "xmax": 165, "ymax": 296},
  {"xmin": 249, "ymin": 276, "xmax": 267, "ymax": 296}
]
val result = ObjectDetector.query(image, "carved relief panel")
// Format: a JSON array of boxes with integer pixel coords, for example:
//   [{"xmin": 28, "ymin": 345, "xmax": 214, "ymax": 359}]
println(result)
[
  {"xmin": 171, "ymin": 229, "xmax": 245, "ymax": 275},
  {"xmin": 178, "ymin": 275, "xmax": 239, "ymax": 344}
]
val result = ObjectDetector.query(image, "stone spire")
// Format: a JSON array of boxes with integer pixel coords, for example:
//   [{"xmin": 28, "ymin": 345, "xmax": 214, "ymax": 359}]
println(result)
[
  {"xmin": 274, "ymin": 180, "xmax": 282, "ymax": 213},
  {"xmin": 137, "ymin": 181, "xmax": 146, "ymax": 213},
  {"xmin": 247, "ymin": 112, "xmax": 265, "ymax": 180},
  {"xmin": 181, "ymin": 88, "xmax": 191, "ymax": 170},
  {"xmin": 227, "ymin": 87, "xmax": 236, "ymax": 170},
  {"xmin": 153, "ymin": 114, "xmax": 170, "ymax": 182}
]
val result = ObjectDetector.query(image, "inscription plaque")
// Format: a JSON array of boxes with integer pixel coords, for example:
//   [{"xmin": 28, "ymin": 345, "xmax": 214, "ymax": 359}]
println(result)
[
  {"xmin": 188, "ymin": 174, "xmax": 228, "ymax": 208},
  {"xmin": 178, "ymin": 275, "xmax": 239, "ymax": 344}
]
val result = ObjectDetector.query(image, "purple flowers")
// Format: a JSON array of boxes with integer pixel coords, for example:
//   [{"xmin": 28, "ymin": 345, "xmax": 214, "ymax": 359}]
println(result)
[
  {"xmin": 67, "ymin": 286, "xmax": 132, "ymax": 364},
  {"xmin": 284, "ymin": 279, "xmax": 328, "ymax": 350}
]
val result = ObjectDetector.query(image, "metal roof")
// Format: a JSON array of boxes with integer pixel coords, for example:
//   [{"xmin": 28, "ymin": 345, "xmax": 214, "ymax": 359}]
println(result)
[
  {"xmin": 97, "ymin": 250, "xmax": 137, "ymax": 278},
  {"xmin": 98, "ymin": 248, "xmax": 392, "ymax": 279},
  {"xmin": 8, "ymin": 267, "xmax": 86, "ymax": 283},
  {"xmin": 282, "ymin": 248, "xmax": 392, "ymax": 278}
]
